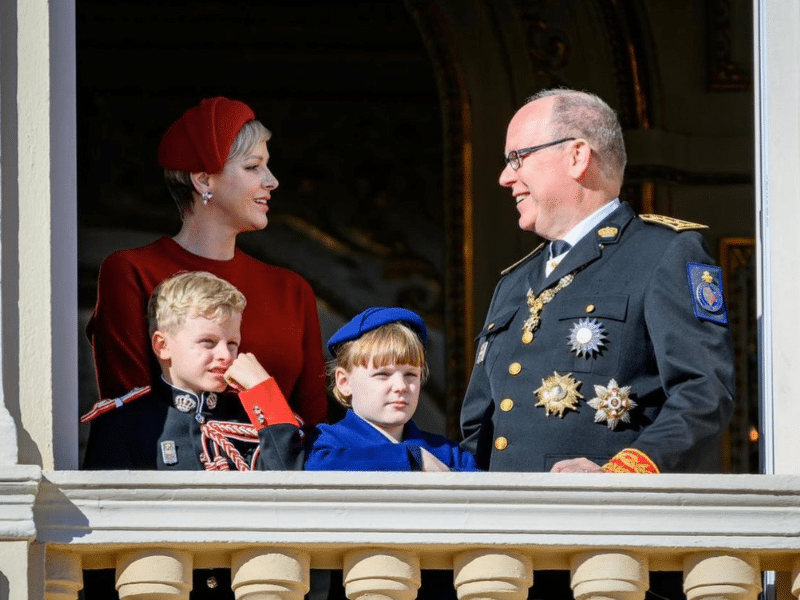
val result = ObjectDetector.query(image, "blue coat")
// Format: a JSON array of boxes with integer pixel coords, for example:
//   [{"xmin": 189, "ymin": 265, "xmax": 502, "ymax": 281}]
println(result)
[
  {"xmin": 305, "ymin": 409, "xmax": 479, "ymax": 471},
  {"xmin": 460, "ymin": 202, "xmax": 735, "ymax": 473}
]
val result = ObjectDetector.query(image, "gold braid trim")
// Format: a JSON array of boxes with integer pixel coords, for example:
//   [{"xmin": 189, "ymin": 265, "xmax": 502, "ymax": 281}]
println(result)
[{"xmin": 602, "ymin": 448, "xmax": 660, "ymax": 474}]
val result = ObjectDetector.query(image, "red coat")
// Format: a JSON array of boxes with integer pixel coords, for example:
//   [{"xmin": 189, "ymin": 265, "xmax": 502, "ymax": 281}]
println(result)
[{"xmin": 86, "ymin": 236, "xmax": 327, "ymax": 428}]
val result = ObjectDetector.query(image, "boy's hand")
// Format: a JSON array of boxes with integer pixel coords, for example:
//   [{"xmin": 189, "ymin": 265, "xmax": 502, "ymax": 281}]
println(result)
[
  {"xmin": 224, "ymin": 352, "xmax": 270, "ymax": 392},
  {"xmin": 420, "ymin": 448, "xmax": 450, "ymax": 472}
]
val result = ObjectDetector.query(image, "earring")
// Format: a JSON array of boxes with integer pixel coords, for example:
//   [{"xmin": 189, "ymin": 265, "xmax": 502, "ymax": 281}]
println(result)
[{"xmin": 202, "ymin": 190, "xmax": 213, "ymax": 205}]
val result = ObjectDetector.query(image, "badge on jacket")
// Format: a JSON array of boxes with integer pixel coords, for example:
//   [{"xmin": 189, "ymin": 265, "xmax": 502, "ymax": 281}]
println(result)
[{"xmin": 687, "ymin": 263, "xmax": 728, "ymax": 324}]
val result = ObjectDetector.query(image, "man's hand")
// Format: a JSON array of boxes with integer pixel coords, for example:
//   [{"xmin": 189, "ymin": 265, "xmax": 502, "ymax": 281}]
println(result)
[
  {"xmin": 224, "ymin": 352, "xmax": 270, "ymax": 392},
  {"xmin": 550, "ymin": 457, "xmax": 603, "ymax": 473},
  {"xmin": 420, "ymin": 448, "xmax": 451, "ymax": 472}
]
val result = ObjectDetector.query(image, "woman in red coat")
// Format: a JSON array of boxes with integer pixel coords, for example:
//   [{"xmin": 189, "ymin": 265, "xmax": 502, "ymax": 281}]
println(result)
[{"xmin": 86, "ymin": 97, "xmax": 327, "ymax": 431}]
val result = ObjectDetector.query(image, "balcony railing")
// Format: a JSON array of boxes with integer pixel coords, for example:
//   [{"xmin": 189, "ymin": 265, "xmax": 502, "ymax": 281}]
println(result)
[{"xmin": 4, "ymin": 466, "xmax": 800, "ymax": 599}]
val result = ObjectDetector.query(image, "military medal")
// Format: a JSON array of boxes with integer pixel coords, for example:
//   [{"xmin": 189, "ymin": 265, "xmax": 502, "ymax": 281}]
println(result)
[
  {"xmin": 522, "ymin": 273, "xmax": 575, "ymax": 344},
  {"xmin": 568, "ymin": 318, "xmax": 606, "ymax": 357},
  {"xmin": 174, "ymin": 394, "xmax": 197, "ymax": 413},
  {"xmin": 587, "ymin": 379, "xmax": 636, "ymax": 430},
  {"xmin": 160, "ymin": 440, "xmax": 178, "ymax": 465},
  {"xmin": 534, "ymin": 372, "xmax": 583, "ymax": 417}
]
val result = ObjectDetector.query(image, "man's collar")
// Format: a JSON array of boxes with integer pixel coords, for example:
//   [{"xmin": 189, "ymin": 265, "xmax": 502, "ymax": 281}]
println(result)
[{"xmin": 561, "ymin": 199, "xmax": 620, "ymax": 248}]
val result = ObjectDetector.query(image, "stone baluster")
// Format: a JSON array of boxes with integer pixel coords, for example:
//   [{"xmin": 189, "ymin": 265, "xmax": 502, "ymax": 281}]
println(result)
[
  {"xmin": 570, "ymin": 552, "xmax": 648, "ymax": 600},
  {"xmin": 792, "ymin": 557, "xmax": 800, "ymax": 599},
  {"xmin": 231, "ymin": 549, "xmax": 310, "ymax": 600},
  {"xmin": 453, "ymin": 550, "xmax": 533, "ymax": 600},
  {"xmin": 683, "ymin": 553, "xmax": 761, "ymax": 600},
  {"xmin": 45, "ymin": 550, "xmax": 83, "ymax": 600},
  {"xmin": 343, "ymin": 549, "xmax": 421, "ymax": 600},
  {"xmin": 116, "ymin": 549, "xmax": 192, "ymax": 600}
]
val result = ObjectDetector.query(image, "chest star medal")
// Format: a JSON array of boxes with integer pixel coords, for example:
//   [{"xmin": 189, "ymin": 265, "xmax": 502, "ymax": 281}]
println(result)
[
  {"xmin": 534, "ymin": 372, "xmax": 583, "ymax": 417},
  {"xmin": 568, "ymin": 318, "xmax": 606, "ymax": 357},
  {"xmin": 587, "ymin": 379, "xmax": 636, "ymax": 430}
]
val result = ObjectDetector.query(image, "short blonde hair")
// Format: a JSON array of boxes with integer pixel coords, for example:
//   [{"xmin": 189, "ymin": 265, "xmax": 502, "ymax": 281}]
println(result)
[
  {"xmin": 164, "ymin": 119, "xmax": 272, "ymax": 220},
  {"xmin": 148, "ymin": 271, "xmax": 247, "ymax": 336},
  {"xmin": 330, "ymin": 322, "xmax": 428, "ymax": 407}
]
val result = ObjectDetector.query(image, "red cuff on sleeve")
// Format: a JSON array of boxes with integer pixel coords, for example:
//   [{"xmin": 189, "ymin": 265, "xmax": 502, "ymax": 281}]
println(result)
[
  {"xmin": 238, "ymin": 378, "xmax": 298, "ymax": 430},
  {"xmin": 602, "ymin": 448, "xmax": 660, "ymax": 474}
]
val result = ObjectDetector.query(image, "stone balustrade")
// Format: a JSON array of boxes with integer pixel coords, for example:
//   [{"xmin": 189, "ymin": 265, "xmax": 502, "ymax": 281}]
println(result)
[{"xmin": 3, "ymin": 468, "xmax": 800, "ymax": 599}]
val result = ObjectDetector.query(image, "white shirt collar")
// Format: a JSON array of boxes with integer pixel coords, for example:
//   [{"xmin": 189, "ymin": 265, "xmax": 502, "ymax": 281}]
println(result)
[
  {"xmin": 543, "ymin": 199, "xmax": 620, "ymax": 276},
  {"xmin": 560, "ymin": 198, "xmax": 620, "ymax": 249}
]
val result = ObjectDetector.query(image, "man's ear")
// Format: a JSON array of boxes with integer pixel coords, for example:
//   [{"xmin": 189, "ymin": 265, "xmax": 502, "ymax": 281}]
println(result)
[
  {"xmin": 334, "ymin": 367, "xmax": 352, "ymax": 398},
  {"xmin": 152, "ymin": 330, "xmax": 171, "ymax": 361},
  {"xmin": 567, "ymin": 139, "xmax": 592, "ymax": 179},
  {"xmin": 189, "ymin": 171, "xmax": 211, "ymax": 196}
]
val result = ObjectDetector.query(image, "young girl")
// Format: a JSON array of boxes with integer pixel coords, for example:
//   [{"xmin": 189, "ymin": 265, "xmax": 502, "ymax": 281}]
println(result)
[{"xmin": 305, "ymin": 307, "xmax": 479, "ymax": 472}]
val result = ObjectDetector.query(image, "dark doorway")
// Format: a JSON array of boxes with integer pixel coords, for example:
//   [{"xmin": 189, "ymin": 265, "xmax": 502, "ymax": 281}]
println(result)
[{"xmin": 76, "ymin": 0, "xmax": 456, "ymax": 442}]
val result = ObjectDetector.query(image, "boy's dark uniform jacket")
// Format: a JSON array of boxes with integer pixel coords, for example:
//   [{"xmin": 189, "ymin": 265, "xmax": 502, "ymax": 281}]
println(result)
[
  {"xmin": 460, "ymin": 202, "xmax": 735, "ymax": 473},
  {"xmin": 83, "ymin": 377, "xmax": 303, "ymax": 471},
  {"xmin": 81, "ymin": 378, "xmax": 303, "ymax": 599}
]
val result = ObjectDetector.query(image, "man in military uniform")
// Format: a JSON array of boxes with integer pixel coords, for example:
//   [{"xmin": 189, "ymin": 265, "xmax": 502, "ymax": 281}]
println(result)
[{"xmin": 460, "ymin": 88, "xmax": 735, "ymax": 476}]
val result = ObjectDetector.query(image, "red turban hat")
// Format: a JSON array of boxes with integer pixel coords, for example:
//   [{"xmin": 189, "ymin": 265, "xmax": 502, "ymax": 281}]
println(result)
[{"xmin": 157, "ymin": 97, "xmax": 255, "ymax": 174}]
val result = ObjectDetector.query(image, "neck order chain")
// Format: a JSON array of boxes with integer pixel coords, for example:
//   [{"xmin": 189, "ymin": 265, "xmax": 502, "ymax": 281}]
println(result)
[{"xmin": 522, "ymin": 273, "xmax": 575, "ymax": 344}]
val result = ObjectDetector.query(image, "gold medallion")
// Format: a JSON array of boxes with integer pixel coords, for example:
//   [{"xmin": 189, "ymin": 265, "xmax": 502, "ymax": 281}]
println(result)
[
  {"xmin": 522, "ymin": 274, "xmax": 575, "ymax": 342},
  {"xmin": 534, "ymin": 372, "xmax": 583, "ymax": 417}
]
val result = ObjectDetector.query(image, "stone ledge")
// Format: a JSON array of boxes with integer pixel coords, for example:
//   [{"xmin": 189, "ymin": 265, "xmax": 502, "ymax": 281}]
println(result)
[
  {"xmin": 0, "ymin": 464, "xmax": 42, "ymax": 541},
  {"xmin": 34, "ymin": 471, "xmax": 800, "ymax": 570}
]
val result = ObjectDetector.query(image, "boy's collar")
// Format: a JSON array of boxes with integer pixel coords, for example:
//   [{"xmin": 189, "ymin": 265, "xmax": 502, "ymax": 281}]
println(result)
[{"xmin": 159, "ymin": 375, "xmax": 220, "ymax": 419}]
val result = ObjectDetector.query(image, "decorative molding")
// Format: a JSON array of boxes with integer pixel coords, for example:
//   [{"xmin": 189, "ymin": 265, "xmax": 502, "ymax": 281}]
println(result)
[
  {"xmin": 405, "ymin": 0, "xmax": 472, "ymax": 436},
  {"xmin": 625, "ymin": 165, "xmax": 752, "ymax": 187},
  {"xmin": 707, "ymin": 0, "xmax": 751, "ymax": 91},
  {"xmin": 0, "ymin": 465, "xmax": 41, "ymax": 541},
  {"xmin": 36, "ymin": 471, "xmax": 800, "ymax": 571},
  {"xmin": 512, "ymin": 0, "xmax": 571, "ymax": 87}
]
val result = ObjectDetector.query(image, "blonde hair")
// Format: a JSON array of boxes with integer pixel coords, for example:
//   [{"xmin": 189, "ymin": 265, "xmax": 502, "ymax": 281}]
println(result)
[
  {"xmin": 164, "ymin": 119, "xmax": 272, "ymax": 219},
  {"xmin": 148, "ymin": 271, "xmax": 247, "ymax": 336},
  {"xmin": 330, "ymin": 322, "xmax": 428, "ymax": 407}
]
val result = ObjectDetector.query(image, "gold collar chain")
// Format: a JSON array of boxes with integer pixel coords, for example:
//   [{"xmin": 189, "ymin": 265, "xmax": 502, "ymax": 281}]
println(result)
[{"xmin": 522, "ymin": 273, "xmax": 575, "ymax": 344}]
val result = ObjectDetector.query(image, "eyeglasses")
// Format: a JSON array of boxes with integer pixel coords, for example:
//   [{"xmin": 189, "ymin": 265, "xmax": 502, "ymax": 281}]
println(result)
[{"xmin": 504, "ymin": 137, "xmax": 576, "ymax": 170}]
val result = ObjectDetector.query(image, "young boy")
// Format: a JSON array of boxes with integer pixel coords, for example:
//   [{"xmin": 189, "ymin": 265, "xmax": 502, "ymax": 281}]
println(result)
[
  {"xmin": 82, "ymin": 271, "xmax": 303, "ymax": 472},
  {"xmin": 305, "ymin": 307, "xmax": 479, "ymax": 472}
]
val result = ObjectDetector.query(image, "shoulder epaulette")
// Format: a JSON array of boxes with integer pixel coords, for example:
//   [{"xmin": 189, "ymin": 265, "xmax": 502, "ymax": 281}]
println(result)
[
  {"xmin": 501, "ymin": 243, "xmax": 545, "ymax": 276},
  {"xmin": 80, "ymin": 386, "xmax": 151, "ymax": 424},
  {"xmin": 639, "ymin": 214, "xmax": 708, "ymax": 232}
]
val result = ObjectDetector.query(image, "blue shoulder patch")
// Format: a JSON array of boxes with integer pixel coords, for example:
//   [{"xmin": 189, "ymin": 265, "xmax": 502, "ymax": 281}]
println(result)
[{"xmin": 686, "ymin": 263, "xmax": 728, "ymax": 324}]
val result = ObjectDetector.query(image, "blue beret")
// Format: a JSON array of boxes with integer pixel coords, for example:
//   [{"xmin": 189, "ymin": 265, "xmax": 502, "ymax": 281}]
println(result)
[{"xmin": 327, "ymin": 307, "xmax": 428, "ymax": 356}]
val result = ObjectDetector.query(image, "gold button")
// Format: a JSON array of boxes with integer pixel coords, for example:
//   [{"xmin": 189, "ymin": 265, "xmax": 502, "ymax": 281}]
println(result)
[
  {"xmin": 494, "ymin": 436, "xmax": 508, "ymax": 450},
  {"xmin": 500, "ymin": 398, "xmax": 514, "ymax": 411},
  {"xmin": 508, "ymin": 362, "xmax": 522, "ymax": 376},
  {"xmin": 585, "ymin": 304, "xmax": 595, "ymax": 313},
  {"xmin": 487, "ymin": 322, "xmax": 495, "ymax": 330},
  {"xmin": 521, "ymin": 330, "xmax": 533, "ymax": 344}
]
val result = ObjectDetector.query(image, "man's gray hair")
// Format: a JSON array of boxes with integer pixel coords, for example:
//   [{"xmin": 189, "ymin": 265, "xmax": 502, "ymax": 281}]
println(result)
[{"xmin": 527, "ymin": 88, "xmax": 626, "ymax": 181}]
